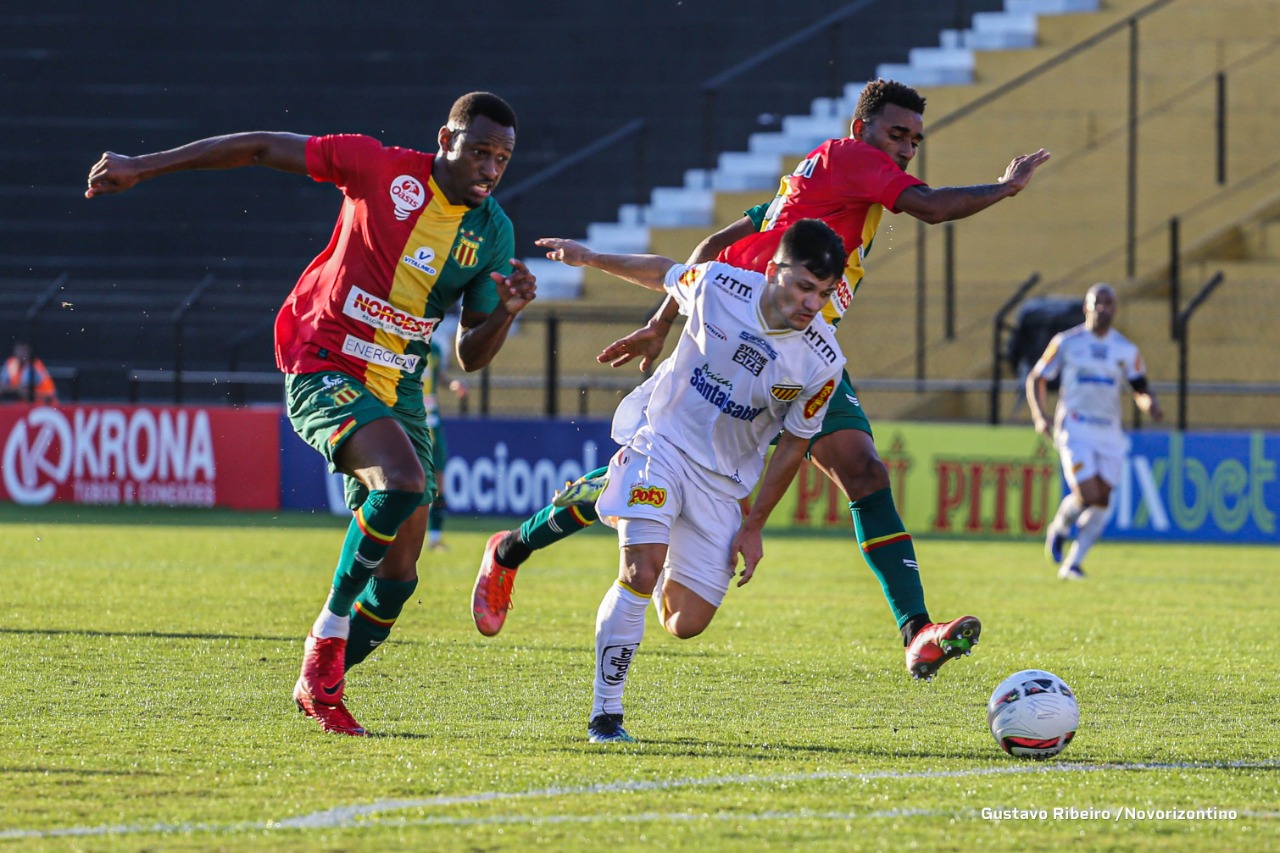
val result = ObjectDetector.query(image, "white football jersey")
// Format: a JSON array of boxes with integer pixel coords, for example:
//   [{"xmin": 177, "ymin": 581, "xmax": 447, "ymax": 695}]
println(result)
[
  {"xmin": 611, "ymin": 261, "xmax": 845, "ymax": 498},
  {"xmin": 1034, "ymin": 325, "xmax": 1147, "ymax": 432}
]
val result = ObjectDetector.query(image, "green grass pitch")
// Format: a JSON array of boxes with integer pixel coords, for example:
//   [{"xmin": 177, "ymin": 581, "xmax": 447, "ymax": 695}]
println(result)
[{"xmin": 1, "ymin": 504, "xmax": 1276, "ymax": 850}]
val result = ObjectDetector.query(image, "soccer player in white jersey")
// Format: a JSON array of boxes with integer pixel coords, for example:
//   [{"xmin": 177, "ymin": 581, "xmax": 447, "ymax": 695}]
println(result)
[
  {"xmin": 1026, "ymin": 283, "xmax": 1163, "ymax": 579},
  {"xmin": 535, "ymin": 219, "xmax": 847, "ymax": 743}
]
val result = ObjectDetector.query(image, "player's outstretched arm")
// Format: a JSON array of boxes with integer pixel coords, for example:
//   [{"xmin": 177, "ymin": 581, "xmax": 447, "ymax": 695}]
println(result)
[
  {"xmin": 895, "ymin": 148, "xmax": 1051, "ymax": 224},
  {"xmin": 85, "ymin": 132, "xmax": 311, "ymax": 198},
  {"xmin": 729, "ymin": 430, "xmax": 810, "ymax": 587},
  {"xmin": 454, "ymin": 259, "xmax": 538, "ymax": 372},
  {"xmin": 536, "ymin": 237, "xmax": 675, "ymax": 292},
  {"xmin": 597, "ymin": 215, "xmax": 758, "ymax": 370}
]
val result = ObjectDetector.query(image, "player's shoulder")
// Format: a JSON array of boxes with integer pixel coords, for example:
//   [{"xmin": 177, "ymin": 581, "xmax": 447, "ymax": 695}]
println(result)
[
  {"xmin": 1055, "ymin": 324, "xmax": 1091, "ymax": 346},
  {"xmin": 691, "ymin": 261, "xmax": 765, "ymax": 302},
  {"xmin": 798, "ymin": 319, "xmax": 844, "ymax": 370}
]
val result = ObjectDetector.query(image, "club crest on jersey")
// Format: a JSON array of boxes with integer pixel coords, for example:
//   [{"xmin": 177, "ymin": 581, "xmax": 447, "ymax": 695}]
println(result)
[
  {"xmin": 628, "ymin": 485, "xmax": 667, "ymax": 508},
  {"xmin": 390, "ymin": 175, "xmax": 425, "ymax": 220},
  {"xmin": 770, "ymin": 382, "xmax": 803, "ymax": 402},
  {"xmin": 452, "ymin": 229, "xmax": 483, "ymax": 268},
  {"xmin": 803, "ymin": 378, "xmax": 836, "ymax": 418}
]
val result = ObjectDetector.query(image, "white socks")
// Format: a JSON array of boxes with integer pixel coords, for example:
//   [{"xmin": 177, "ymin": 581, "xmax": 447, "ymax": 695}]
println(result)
[
  {"xmin": 1064, "ymin": 506, "xmax": 1108, "ymax": 568},
  {"xmin": 1050, "ymin": 493, "xmax": 1084, "ymax": 536},
  {"xmin": 312, "ymin": 597, "xmax": 351, "ymax": 639},
  {"xmin": 593, "ymin": 581, "xmax": 649, "ymax": 718}
]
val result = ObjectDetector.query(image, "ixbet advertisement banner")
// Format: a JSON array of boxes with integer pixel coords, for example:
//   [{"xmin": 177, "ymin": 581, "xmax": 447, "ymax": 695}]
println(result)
[{"xmin": 770, "ymin": 422, "xmax": 1278, "ymax": 544}]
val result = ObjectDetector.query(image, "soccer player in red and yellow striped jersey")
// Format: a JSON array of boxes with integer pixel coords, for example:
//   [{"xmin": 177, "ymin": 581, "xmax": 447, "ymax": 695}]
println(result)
[{"xmin": 87, "ymin": 92, "xmax": 536, "ymax": 736}]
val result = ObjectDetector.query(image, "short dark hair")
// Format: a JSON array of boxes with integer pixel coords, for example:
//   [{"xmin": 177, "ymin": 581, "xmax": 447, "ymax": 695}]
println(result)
[
  {"xmin": 854, "ymin": 78, "xmax": 926, "ymax": 123},
  {"xmin": 775, "ymin": 219, "xmax": 848, "ymax": 282},
  {"xmin": 447, "ymin": 91, "xmax": 518, "ymax": 133}
]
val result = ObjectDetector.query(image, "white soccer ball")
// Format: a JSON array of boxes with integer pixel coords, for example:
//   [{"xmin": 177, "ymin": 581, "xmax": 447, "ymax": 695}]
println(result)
[{"xmin": 987, "ymin": 669, "xmax": 1079, "ymax": 759}]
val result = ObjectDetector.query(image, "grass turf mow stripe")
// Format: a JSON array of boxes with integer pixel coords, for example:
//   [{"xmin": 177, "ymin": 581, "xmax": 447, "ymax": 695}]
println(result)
[{"xmin": 3, "ymin": 759, "xmax": 1276, "ymax": 840}]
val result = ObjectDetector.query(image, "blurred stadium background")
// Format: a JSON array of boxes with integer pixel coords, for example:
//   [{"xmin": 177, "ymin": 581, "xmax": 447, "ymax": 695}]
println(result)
[{"xmin": 1, "ymin": 0, "xmax": 1277, "ymax": 537}]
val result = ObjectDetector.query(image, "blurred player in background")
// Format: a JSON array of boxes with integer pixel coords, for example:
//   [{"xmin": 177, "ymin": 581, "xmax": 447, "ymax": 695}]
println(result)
[
  {"xmin": 86, "ymin": 91, "xmax": 536, "ymax": 736},
  {"xmin": 537, "ymin": 219, "xmax": 847, "ymax": 743},
  {"xmin": 1027, "ymin": 283, "xmax": 1162, "ymax": 580},
  {"xmin": 474, "ymin": 79, "xmax": 1049, "ymax": 681},
  {"xmin": 424, "ymin": 338, "xmax": 468, "ymax": 551}
]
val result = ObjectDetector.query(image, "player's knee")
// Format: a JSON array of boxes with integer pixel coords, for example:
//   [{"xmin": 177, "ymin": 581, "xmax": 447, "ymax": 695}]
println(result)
[
  {"xmin": 662, "ymin": 612, "xmax": 707, "ymax": 640},
  {"xmin": 383, "ymin": 463, "xmax": 427, "ymax": 495}
]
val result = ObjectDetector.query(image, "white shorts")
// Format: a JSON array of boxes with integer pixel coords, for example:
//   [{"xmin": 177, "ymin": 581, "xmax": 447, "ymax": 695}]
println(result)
[
  {"xmin": 596, "ymin": 446, "xmax": 742, "ymax": 607},
  {"xmin": 1056, "ymin": 423, "xmax": 1128, "ymax": 490}
]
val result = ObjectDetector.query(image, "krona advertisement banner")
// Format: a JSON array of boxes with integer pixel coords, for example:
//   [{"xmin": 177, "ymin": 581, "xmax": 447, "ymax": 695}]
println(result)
[{"xmin": 0, "ymin": 404, "xmax": 280, "ymax": 510}]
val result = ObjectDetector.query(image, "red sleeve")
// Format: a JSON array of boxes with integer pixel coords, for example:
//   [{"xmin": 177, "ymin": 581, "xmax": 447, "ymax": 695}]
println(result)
[
  {"xmin": 305, "ymin": 134, "xmax": 386, "ymax": 193},
  {"xmin": 829, "ymin": 141, "xmax": 925, "ymax": 213}
]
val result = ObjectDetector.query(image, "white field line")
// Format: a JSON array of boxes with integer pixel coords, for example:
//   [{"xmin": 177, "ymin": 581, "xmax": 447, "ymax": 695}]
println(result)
[{"xmin": 1, "ymin": 759, "xmax": 1276, "ymax": 840}]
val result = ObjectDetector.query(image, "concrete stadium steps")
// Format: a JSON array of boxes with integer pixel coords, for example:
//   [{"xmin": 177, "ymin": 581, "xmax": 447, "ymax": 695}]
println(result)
[{"xmin": 598, "ymin": 0, "xmax": 1280, "ymax": 429}]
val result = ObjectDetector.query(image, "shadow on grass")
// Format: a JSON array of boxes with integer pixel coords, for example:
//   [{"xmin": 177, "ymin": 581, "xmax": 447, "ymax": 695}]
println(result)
[
  {"xmin": 0, "ymin": 766, "xmax": 164, "ymax": 776},
  {"xmin": 0, "ymin": 626, "xmax": 297, "ymax": 643}
]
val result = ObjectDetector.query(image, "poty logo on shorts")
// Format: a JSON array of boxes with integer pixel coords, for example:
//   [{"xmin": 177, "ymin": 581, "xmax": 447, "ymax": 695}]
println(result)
[
  {"xmin": 628, "ymin": 485, "xmax": 667, "ymax": 508},
  {"xmin": 390, "ymin": 175, "xmax": 425, "ymax": 220}
]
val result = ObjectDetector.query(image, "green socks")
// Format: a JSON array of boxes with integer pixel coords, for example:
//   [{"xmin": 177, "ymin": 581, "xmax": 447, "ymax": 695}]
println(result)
[
  {"xmin": 327, "ymin": 488, "xmax": 422, "ymax": 616},
  {"xmin": 849, "ymin": 487, "xmax": 928, "ymax": 630},
  {"xmin": 345, "ymin": 576, "xmax": 418, "ymax": 670}
]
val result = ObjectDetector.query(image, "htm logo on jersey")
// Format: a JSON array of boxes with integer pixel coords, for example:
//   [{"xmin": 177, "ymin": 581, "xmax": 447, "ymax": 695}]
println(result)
[
  {"xmin": 403, "ymin": 246, "xmax": 438, "ymax": 276},
  {"xmin": 803, "ymin": 378, "xmax": 836, "ymax": 418},
  {"xmin": 802, "ymin": 324, "xmax": 840, "ymax": 365},
  {"xmin": 770, "ymin": 382, "xmax": 803, "ymax": 402},
  {"xmin": 628, "ymin": 485, "xmax": 667, "ymax": 508},
  {"xmin": 452, "ymin": 229, "xmax": 484, "ymax": 268},
  {"xmin": 712, "ymin": 271, "xmax": 753, "ymax": 302},
  {"xmin": 390, "ymin": 175, "xmax": 425, "ymax": 220}
]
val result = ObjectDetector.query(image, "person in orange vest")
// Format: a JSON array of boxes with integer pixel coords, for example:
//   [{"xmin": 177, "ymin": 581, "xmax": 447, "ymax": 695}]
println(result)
[{"xmin": 1, "ymin": 341, "xmax": 58, "ymax": 404}]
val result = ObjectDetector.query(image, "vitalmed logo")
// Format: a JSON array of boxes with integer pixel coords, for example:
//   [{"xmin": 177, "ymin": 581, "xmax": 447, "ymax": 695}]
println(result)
[
  {"xmin": 402, "ymin": 246, "xmax": 439, "ymax": 276},
  {"xmin": 343, "ymin": 287, "xmax": 438, "ymax": 343},
  {"xmin": 390, "ymin": 175, "xmax": 426, "ymax": 220},
  {"xmin": 2, "ymin": 407, "xmax": 216, "ymax": 506},
  {"xmin": 341, "ymin": 335, "xmax": 422, "ymax": 372},
  {"xmin": 705, "ymin": 323, "xmax": 728, "ymax": 341}
]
